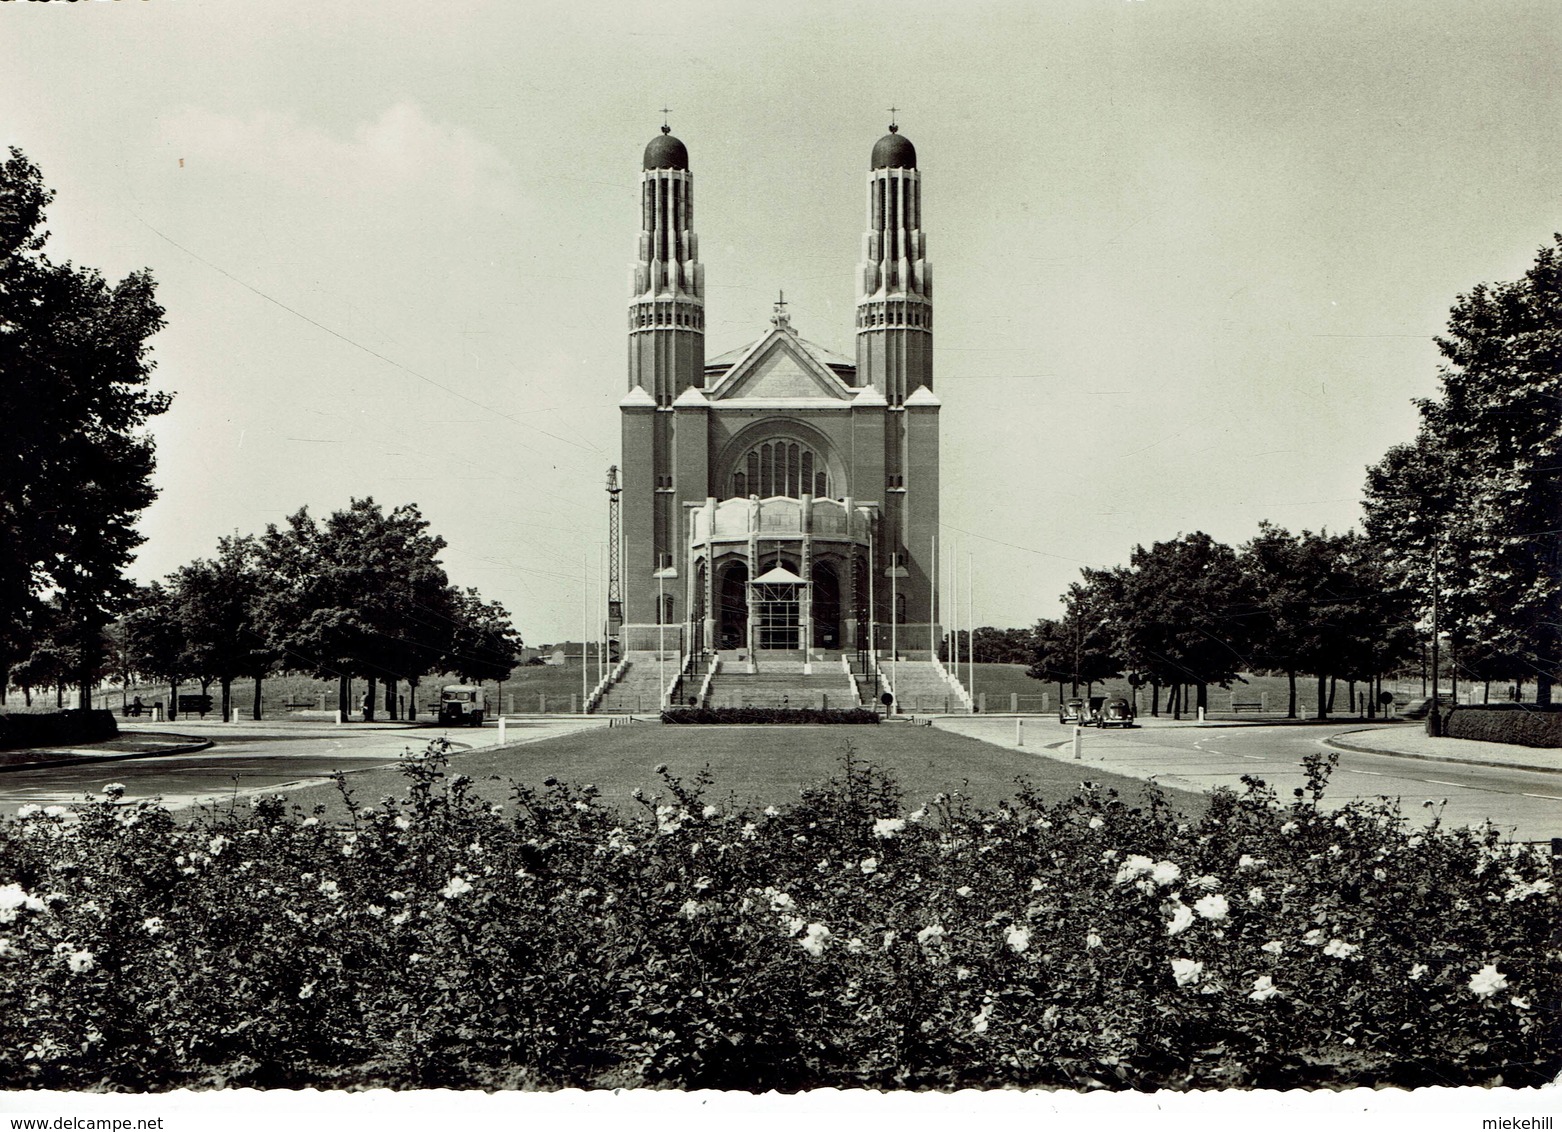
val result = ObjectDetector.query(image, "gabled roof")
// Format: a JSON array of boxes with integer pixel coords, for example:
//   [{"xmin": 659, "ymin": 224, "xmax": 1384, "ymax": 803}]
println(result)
[
  {"xmin": 705, "ymin": 327, "xmax": 856, "ymax": 402},
  {"xmin": 619, "ymin": 385, "xmax": 657, "ymax": 407}
]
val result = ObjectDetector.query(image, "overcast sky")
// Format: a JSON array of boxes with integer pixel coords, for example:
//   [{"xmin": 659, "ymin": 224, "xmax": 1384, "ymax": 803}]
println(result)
[{"xmin": 3, "ymin": 0, "xmax": 1557, "ymax": 644}]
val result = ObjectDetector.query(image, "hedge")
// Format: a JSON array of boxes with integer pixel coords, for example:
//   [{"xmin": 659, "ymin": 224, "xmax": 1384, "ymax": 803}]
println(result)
[
  {"xmin": 661, "ymin": 706, "xmax": 880, "ymax": 725},
  {"xmin": 1444, "ymin": 704, "xmax": 1562, "ymax": 749},
  {"xmin": 0, "ymin": 710, "xmax": 118, "ymax": 752}
]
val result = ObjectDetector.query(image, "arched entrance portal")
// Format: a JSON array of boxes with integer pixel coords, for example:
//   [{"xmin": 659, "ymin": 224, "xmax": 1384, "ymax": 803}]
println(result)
[
  {"xmin": 812, "ymin": 561, "xmax": 841, "ymax": 649},
  {"xmin": 718, "ymin": 562, "xmax": 748, "ymax": 650}
]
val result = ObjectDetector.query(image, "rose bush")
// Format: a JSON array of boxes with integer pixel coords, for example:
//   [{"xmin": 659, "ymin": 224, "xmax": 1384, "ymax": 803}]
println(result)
[{"xmin": 0, "ymin": 744, "xmax": 1555, "ymax": 1091}]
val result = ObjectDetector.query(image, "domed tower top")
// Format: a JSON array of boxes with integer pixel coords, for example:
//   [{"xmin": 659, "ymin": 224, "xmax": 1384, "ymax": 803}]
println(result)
[
  {"xmin": 871, "ymin": 124, "xmax": 916, "ymax": 169},
  {"xmin": 644, "ymin": 125, "xmax": 689, "ymax": 170}
]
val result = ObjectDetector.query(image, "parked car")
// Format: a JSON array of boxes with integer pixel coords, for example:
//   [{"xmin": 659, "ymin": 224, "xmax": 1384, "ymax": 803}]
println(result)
[
  {"xmin": 1098, "ymin": 696, "xmax": 1135, "ymax": 728},
  {"xmin": 439, "ymin": 685, "xmax": 486, "ymax": 726},
  {"xmin": 1059, "ymin": 698, "xmax": 1086, "ymax": 724},
  {"xmin": 1085, "ymin": 695, "xmax": 1107, "ymax": 724}
]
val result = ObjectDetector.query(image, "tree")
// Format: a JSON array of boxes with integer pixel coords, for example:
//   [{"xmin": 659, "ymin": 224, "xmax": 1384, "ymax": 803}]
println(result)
[
  {"xmin": 258, "ymin": 499, "xmax": 462, "ymax": 720},
  {"xmin": 1024, "ymin": 582, "xmax": 1122, "ymax": 701},
  {"xmin": 445, "ymin": 588, "xmax": 523, "ymax": 686},
  {"xmin": 1241, "ymin": 525, "xmax": 1412, "ymax": 720},
  {"xmin": 1364, "ymin": 235, "xmax": 1562, "ymax": 702},
  {"xmin": 1108, "ymin": 534, "xmax": 1254, "ymax": 717},
  {"xmin": 956, "ymin": 627, "xmax": 1035, "ymax": 665},
  {"xmin": 0, "ymin": 149, "xmax": 170, "ymax": 708},
  {"xmin": 169, "ymin": 536, "xmax": 273, "ymax": 720},
  {"xmin": 117, "ymin": 582, "xmax": 186, "ymax": 714}
]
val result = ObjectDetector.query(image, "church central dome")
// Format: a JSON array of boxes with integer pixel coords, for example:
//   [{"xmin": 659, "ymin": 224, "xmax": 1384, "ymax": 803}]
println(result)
[
  {"xmin": 644, "ymin": 127, "xmax": 689, "ymax": 170},
  {"xmin": 871, "ymin": 126, "xmax": 916, "ymax": 169}
]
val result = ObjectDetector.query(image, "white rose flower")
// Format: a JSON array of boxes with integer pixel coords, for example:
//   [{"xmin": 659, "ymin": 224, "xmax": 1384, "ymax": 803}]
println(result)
[
  {"xmin": 1467, "ymin": 964, "xmax": 1508, "ymax": 999},
  {"xmin": 439, "ymin": 876, "xmax": 473, "ymax": 900},
  {"xmin": 1005, "ymin": 925, "xmax": 1031, "ymax": 953},
  {"xmin": 1193, "ymin": 894, "xmax": 1230, "ymax": 922},
  {"xmin": 64, "ymin": 949, "xmax": 95, "ymax": 974},
  {"xmin": 872, "ymin": 817, "xmax": 907, "ymax": 839},
  {"xmin": 1248, "ymin": 975, "xmax": 1279, "ymax": 1002},
  {"xmin": 1165, "ymin": 902, "xmax": 1195, "ymax": 936},
  {"xmin": 1151, "ymin": 860, "xmax": 1182, "ymax": 887},
  {"xmin": 1169, "ymin": 957, "xmax": 1203, "ymax": 987}
]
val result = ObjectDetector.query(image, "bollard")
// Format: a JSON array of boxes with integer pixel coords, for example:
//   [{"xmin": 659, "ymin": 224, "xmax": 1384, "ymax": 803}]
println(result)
[
  {"xmin": 335, "ymin": 710, "xmax": 344, "ymax": 725},
  {"xmin": 1016, "ymin": 718, "xmax": 1024, "ymax": 747},
  {"xmin": 1198, "ymin": 706, "xmax": 1206, "ymax": 723},
  {"xmin": 498, "ymin": 716, "xmax": 507, "ymax": 745},
  {"xmin": 1073, "ymin": 725, "xmax": 1083, "ymax": 760}
]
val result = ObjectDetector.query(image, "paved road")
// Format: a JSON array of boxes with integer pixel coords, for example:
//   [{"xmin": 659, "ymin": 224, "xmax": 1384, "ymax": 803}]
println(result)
[
  {"xmin": 0, "ymin": 718, "xmax": 604, "ymax": 813},
  {"xmin": 937, "ymin": 718, "xmax": 1562, "ymax": 844}
]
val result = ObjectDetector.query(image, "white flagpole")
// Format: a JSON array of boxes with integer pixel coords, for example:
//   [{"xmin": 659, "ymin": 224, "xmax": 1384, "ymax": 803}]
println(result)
[
  {"xmin": 967, "ymin": 548, "xmax": 975, "ymax": 706},
  {"xmin": 581, "ymin": 554, "xmax": 589, "ymax": 714},
  {"xmin": 943, "ymin": 543, "xmax": 955, "ymax": 683}
]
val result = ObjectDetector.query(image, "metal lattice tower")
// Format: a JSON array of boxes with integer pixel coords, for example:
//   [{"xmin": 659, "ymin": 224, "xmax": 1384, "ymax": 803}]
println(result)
[{"xmin": 605, "ymin": 465, "xmax": 623, "ymax": 636}]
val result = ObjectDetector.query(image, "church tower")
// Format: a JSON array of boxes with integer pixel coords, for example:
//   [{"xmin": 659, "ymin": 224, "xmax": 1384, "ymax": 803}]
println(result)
[
  {"xmin": 620, "ymin": 126, "xmax": 705, "ymax": 636},
  {"xmin": 628, "ymin": 125, "xmax": 705, "ymax": 402},
  {"xmin": 856, "ymin": 124, "xmax": 938, "ymax": 630}
]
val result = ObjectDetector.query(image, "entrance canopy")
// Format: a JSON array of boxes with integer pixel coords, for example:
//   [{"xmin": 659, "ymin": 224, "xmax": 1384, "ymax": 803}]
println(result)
[{"xmin": 753, "ymin": 565, "xmax": 806, "ymax": 585}]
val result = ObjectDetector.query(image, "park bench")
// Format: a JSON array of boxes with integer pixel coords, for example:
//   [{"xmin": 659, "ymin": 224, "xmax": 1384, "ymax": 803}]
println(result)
[{"xmin": 1230, "ymin": 700, "xmax": 1264, "ymax": 712}]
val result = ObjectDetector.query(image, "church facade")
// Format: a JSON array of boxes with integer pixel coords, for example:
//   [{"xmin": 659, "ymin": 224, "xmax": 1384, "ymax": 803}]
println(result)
[{"xmin": 617, "ymin": 125, "xmax": 941, "ymax": 663}]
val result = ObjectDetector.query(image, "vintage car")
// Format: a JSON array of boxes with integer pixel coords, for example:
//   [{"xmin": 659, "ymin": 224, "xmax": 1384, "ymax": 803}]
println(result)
[
  {"xmin": 1097, "ymin": 696, "xmax": 1135, "ymax": 728},
  {"xmin": 1059, "ymin": 698, "xmax": 1086, "ymax": 724}
]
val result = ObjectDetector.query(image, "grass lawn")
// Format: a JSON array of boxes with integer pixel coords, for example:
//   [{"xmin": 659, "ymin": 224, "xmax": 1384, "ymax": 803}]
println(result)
[{"xmin": 278, "ymin": 722, "xmax": 1208, "ymax": 823}]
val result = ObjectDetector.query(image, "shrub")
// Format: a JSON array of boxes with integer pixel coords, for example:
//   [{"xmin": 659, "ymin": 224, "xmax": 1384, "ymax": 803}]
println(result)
[
  {"xmin": 0, "ymin": 710, "xmax": 117, "ymax": 752},
  {"xmin": 660, "ymin": 706, "xmax": 880, "ymax": 725},
  {"xmin": 0, "ymin": 743, "xmax": 1555, "ymax": 1090},
  {"xmin": 1444, "ymin": 705, "xmax": 1562, "ymax": 748}
]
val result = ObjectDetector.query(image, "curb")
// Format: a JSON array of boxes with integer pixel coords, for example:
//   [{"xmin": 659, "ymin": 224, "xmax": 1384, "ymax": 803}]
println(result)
[
  {"xmin": 1323, "ymin": 731, "xmax": 1559, "ymax": 777},
  {"xmin": 0, "ymin": 739, "xmax": 215, "ymax": 774}
]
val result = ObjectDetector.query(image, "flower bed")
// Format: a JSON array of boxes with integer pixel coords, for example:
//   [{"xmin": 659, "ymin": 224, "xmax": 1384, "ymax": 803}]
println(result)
[
  {"xmin": 1444, "ymin": 704, "xmax": 1562, "ymax": 748},
  {"xmin": 660, "ymin": 706, "xmax": 880, "ymax": 725},
  {"xmin": 0, "ymin": 744, "xmax": 1556, "ymax": 1091}
]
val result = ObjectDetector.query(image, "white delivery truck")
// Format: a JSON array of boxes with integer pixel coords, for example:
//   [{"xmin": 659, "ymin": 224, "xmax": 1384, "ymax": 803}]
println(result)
[{"xmin": 438, "ymin": 685, "xmax": 486, "ymax": 726}]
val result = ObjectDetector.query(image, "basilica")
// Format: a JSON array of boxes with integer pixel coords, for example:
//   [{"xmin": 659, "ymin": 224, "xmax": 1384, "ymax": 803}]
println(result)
[{"xmin": 616, "ymin": 123, "xmax": 942, "ymax": 675}]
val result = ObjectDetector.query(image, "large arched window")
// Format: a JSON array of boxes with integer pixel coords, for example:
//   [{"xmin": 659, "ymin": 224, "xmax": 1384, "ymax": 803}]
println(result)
[{"xmin": 730, "ymin": 439, "xmax": 830, "ymax": 499}]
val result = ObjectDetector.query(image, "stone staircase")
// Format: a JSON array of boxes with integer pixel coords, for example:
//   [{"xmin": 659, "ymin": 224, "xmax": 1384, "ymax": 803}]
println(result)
[
  {"xmin": 594, "ymin": 652, "xmax": 678, "ymax": 714},
  {"xmin": 704, "ymin": 652, "xmax": 858, "ymax": 710},
  {"xmin": 880, "ymin": 658, "xmax": 971, "ymax": 714}
]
